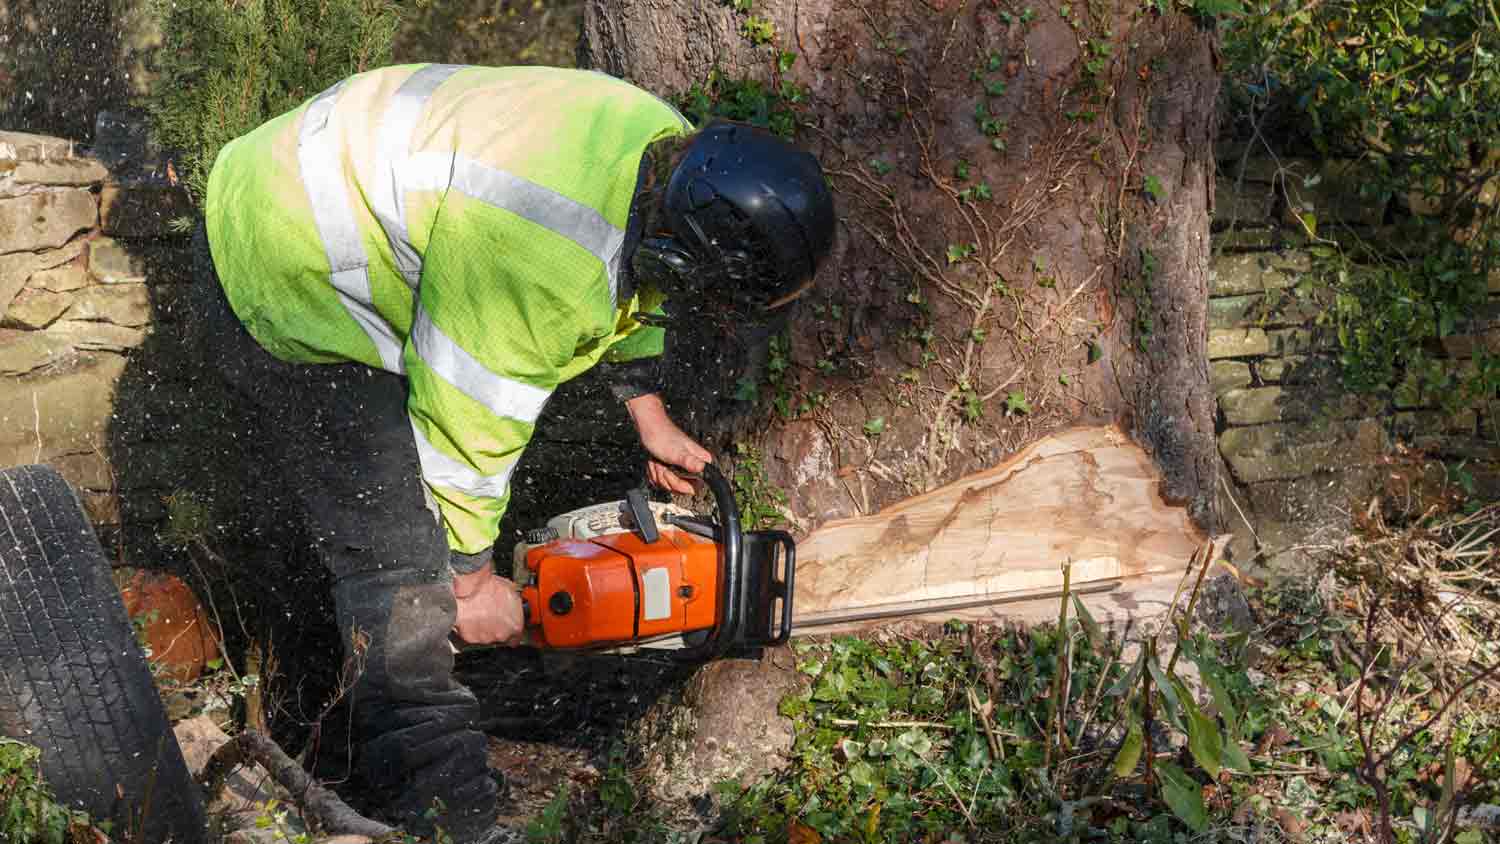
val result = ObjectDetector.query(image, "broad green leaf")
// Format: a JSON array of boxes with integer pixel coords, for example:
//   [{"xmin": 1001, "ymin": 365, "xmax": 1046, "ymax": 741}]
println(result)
[
  {"xmin": 1184, "ymin": 695, "xmax": 1224, "ymax": 779},
  {"xmin": 1200, "ymin": 665, "xmax": 1240, "ymax": 741},
  {"xmin": 1107, "ymin": 648, "xmax": 1146, "ymax": 697},
  {"xmin": 1157, "ymin": 762, "xmax": 1209, "ymax": 833},
  {"xmin": 1112, "ymin": 719, "xmax": 1144, "ymax": 777},
  {"xmin": 1145, "ymin": 660, "xmax": 1186, "ymax": 732},
  {"xmin": 1221, "ymin": 738, "xmax": 1252, "ymax": 774},
  {"xmin": 1071, "ymin": 594, "xmax": 1103, "ymax": 648}
]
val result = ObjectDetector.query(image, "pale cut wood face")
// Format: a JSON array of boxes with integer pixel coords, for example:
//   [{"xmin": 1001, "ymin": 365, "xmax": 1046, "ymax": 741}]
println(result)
[{"xmin": 790, "ymin": 425, "xmax": 1211, "ymax": 630}]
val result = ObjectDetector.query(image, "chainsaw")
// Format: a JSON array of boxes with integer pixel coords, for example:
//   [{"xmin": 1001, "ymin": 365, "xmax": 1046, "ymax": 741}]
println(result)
[{"xmin": 460, "ymin": 464, "xmax": 796, "ymax": 661}]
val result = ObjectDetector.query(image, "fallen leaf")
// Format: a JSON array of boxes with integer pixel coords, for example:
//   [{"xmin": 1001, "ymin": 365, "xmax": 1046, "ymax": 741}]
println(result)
[
  {"xmin": 789, "ymin": 821, "xmax": 822, "ymax": 844},
  {"xmin": 1336, "ymin": 809, "xmax": 1371, "ymax": 836},
  {"xmin": 1272, "ymin": 808, "xmax": 1307, "ymax": 843}
]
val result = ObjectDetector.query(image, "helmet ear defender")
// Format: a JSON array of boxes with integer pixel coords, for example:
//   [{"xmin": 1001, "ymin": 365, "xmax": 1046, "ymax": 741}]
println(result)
[{"xmin": 630, "ymin": 119, "xmax": 836, "ymax": 322}]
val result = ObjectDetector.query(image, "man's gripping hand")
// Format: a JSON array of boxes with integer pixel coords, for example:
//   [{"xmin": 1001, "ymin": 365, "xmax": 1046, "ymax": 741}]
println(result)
[
  {"xmin": 625, "ymin": 392, "xmax": 714, "ymax": 495},
  {"xmin": 451, "ymin": 567, "xmax": 526, "ymax": 646}
]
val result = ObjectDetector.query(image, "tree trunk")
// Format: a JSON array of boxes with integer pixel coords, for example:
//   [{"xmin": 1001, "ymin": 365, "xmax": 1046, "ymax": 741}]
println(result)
[{"xmin": 579, "ymin": 0, "xmax": 1222, "ymax": 534}]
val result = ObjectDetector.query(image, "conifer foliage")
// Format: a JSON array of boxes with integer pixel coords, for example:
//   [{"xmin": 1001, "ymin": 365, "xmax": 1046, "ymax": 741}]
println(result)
[{"xmin": 145, "ymin": 0, "xmax": 403, "ymax": 203}]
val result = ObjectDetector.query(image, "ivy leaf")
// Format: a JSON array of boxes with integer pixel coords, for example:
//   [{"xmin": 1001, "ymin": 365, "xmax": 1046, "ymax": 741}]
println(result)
[
  {"xmin": 734, "ymin": 378, "xmax": 759, "ymax": 402},
  {"xmin": 1004, "ymin": 391, "xmax": 1031, "ymax": 415},
  {"xmin": 1192, "ymin": 0, "xmax": 1244, "ymax": 15},
  {"xmin": 946, "ymin": 243, "xmax": 975, "ymax": 263},
  {"xmin": 864, "ymin": 417, "xmax": 887, "ymax": 436},
  {"xmin": 1087, "ymin": 340, "xmax": 1103, "ymax": 364},
  {"xmin": 1144, "ymin": 174, "xmax": 1165, "ymax": 200}
]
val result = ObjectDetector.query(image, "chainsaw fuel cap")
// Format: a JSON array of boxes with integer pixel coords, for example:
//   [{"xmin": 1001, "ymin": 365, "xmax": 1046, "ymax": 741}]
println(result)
[{"xmin": 548, "ymin": 591, "xmax": 574, "ymax": 615}]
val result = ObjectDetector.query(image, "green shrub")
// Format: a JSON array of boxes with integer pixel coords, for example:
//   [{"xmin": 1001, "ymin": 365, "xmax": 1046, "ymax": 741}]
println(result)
[
  {"xmin": 1220, "ymin": 0, "xmax": 1500, "ymax": 398},
  {"xmin": 144, "ymin": 0, "xmax": 403, "ymax": 204},
  {"xmin": 0, "ymin": 738, "xmax": 93, "ymax": 844}
]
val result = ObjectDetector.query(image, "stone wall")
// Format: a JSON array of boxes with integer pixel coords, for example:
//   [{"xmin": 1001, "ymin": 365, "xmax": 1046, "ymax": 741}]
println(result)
[
  {"xmin": 1210, "ymin": 148, "xmax": 1499, "ymax": 564},
  {"xmin": 0, "ymin": 127, "xmax": 199, "ymax": 558}
]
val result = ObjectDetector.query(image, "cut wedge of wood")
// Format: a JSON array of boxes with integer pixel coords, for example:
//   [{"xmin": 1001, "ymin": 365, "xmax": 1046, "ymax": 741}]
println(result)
[{"xmin": 788, "ymin": 425, "xmax": 1212, "ymax": 632}]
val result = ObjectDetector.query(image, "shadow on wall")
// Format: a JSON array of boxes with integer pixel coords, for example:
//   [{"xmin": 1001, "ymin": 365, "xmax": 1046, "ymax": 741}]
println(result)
[{"xmin": 0, "ymin": 0, "xmax": 160, "ymax": 140}]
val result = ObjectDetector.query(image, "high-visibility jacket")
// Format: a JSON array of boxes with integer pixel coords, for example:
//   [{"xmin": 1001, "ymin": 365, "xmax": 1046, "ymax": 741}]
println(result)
[{"xmin": 203, "ymin": 64, "xmax": 693, "ymax": 561}]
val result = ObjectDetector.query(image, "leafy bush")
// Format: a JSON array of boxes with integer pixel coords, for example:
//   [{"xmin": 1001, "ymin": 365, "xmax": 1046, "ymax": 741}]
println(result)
[
  {"xmin": 0, "ymin": 738, "xmax": 93, "ymax": 844},
  {"xmin": 1220, "ymin": 0, "xmax": 1500, "ymax": 398},
  {"xmin": 144, "ymin": 0, "xmax": 403, "ymax": 203}
]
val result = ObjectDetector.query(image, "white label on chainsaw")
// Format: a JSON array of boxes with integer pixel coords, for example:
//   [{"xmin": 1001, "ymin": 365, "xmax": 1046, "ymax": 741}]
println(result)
[{"xmin": 641, "ymin": 567, "xmax": 672, "ymax": 621}]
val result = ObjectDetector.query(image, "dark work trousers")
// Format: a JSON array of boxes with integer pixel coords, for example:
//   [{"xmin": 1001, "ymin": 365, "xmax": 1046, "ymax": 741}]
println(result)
[{"xmin": 185, "ymin": 223, "xmax": 498, "ymax": 842}]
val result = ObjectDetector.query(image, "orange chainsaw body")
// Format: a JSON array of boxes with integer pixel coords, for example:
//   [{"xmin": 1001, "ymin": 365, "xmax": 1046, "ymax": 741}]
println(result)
[{"xmin": 518, "ymin": 528, "xmax": 722, "ymax": 649}]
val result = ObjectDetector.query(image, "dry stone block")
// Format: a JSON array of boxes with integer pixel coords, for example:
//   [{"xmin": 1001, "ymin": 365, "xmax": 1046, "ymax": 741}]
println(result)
[
  {"xmin": 0, "ymin": 239, "xmax": 86, "ymax": 313},
  {"xmin": 1219, "ymin": 385, "xmax": 1381, "ymax": 426},
  {"xmin": 1212, "ymin": 360, "xmax": 1252, "ymax": 394},
  {"xmin": 1393, "ymin": 410, "xmax": 1478, "ymax": 439},
  {"xmin": 1219, "ymin": 418, "xmax": 1387, "ymax": 484},
  {"xmin": 1266, "ymin": 328, "xmax": 1333, "ymax": 356},
  {"xmin": 51, "ymin": 450, "xmax": 115, "ymax": 490},
  {"xmin": 1215, "ymin": 154, "xmax": 1284, "ymax": 184},
  {"xmin": 1440, "ymin": 330, "xmax": 1500, "ymax": 359},
  {"xmin": 1211, "ymin": 253, "xmax": 1303, "ymax": 297},
  {"xmin": 1256, "ymin": 355, "xmax": 1328, "ymax": 383},
  {"xmin": 0, "ymin": 352, "xmax": 127, "ymax": 465},
  {"xmin": 1214, "ymin": 176, "xmax": 1276, "ymax": 227},
  {"xmin": 0, "ymin": 329, "xmax": 80, "ymax": 375},
  {"xmin": 88, "ymin": 237, "xmax": 147, "ymax": 283},
  {"xmin": 65, "ymin": 283, "xmax": 151, "ymax": 326},
  {"xmin": 0, "ymin": 131, "xmax": 75, "ymax": 163},
  {"xmin": 1255, "ymin": 357, "xmax": 1290, "ymax": 383},
  {"xmin": 0, "ymin": 189, "xmax": 97, "ymax": 254},
  {"xmin": 100, "ymin": 183, "xmax": 195, "ymax": 238},
  {"xmin": 0, "ymin": 322, "xmax": 147, "ymax": 375},
  {"xmin": 1209, "ymin": 327, "xmax": 1270, "ymax": 359},
  {"xmin": 1279, "ymin": 159, "xmax": 1389, "ymax": 227},
  {"xmin": 1209, "ymin": 294, "xmax": 1264, "ymax": 329},
  {"xmin": 1410, "ymin": 436, "xmax": 1500, "ymax": 464},
  {"xmin": 1244, "ymin": 466, "xmax": 1381, "ymax": 526},
  {"xmin": 81, "ymin": 490, "xmax": 121, "ymax": 525},
  {"xmin": 3, "ymin": 289, "xmax": 74, "ymax": 328},
  {"xmin": 50, "ymin": 319, "xmax": 148, "ymax": 352},
  {"xmin": 28, "ymin": 263, "xmax": 88, "ymax": 292},
  {"xmin": 1215, "ymin": 227, "xmax": 1282, "ymax": 252},
  {"xmin": 10, "ymin": 158, "xmax": 108, "ymax": 189}
]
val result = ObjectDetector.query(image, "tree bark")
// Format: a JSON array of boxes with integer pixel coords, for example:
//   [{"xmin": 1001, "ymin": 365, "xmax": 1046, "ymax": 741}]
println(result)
[{"xmin": 579, "ymin": 0, "xmax": 1222, "ymax": 534}]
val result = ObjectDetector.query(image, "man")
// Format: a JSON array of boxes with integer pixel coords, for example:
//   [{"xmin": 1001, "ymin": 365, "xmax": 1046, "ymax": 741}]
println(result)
[{"xmin": 187, "ymin": 63, "xmax": 835, "ymax": 843}]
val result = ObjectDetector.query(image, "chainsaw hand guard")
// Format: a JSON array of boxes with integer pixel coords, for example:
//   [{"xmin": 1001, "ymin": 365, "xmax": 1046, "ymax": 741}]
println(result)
[{"xmin": 674, "ymin": 463, "xmax": 797, "ymax": 661}]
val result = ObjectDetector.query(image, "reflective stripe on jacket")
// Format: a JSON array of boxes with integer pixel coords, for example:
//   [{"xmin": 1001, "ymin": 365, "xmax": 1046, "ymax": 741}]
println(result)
[{"xmin": 202, "ymin": 64, "xmax": 692, "ymax": 556}]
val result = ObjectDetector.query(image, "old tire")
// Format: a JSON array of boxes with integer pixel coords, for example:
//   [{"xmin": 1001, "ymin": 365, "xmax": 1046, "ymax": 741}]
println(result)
[{"xmin": 0, "ymin": 463, "xmax": 209, "ymax": 844}]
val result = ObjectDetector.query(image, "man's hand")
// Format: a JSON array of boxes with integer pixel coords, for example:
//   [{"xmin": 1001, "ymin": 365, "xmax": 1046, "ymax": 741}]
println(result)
[
  {"xmin": 625, "ymin": 393, "xmax": 713, "ymax": 495},
  {"xmin": 451, "ymin": 567, "xmax": 526, "ymax": 646}
]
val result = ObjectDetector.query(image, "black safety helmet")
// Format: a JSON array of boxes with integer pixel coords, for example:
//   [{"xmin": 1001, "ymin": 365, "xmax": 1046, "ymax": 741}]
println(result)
[{"xmin": 632, "ymin": 120, "xmax": 836, "ymax": 320}]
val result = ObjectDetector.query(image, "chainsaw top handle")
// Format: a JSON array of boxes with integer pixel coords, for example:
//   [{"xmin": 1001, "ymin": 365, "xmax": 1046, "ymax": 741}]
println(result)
[{"xmin": 675, "ymin": 462, "xmax": 746, "ymax": 662}]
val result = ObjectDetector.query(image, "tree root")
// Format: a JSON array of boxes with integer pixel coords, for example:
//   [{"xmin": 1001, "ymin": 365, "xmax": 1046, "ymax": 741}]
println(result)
[{"xmin": 199, "ymin": 729, "xmax": 398, "ymax": 841}]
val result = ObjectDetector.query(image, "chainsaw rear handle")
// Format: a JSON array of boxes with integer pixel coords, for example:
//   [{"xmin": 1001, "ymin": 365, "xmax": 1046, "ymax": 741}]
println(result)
[{"xmin": 674, "ymin": 462, "xmax": 745, "ymax": 662}]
